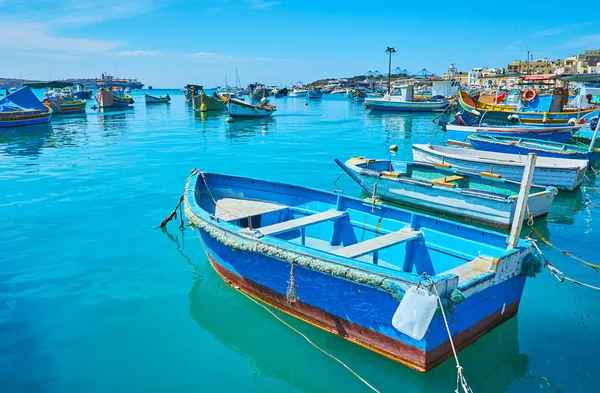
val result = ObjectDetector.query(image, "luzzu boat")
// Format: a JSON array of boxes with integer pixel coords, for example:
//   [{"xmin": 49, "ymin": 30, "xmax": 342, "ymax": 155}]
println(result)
[
  {"xmin": 192, "ymin": 91, "xmax": 225, "ymax": 111},
  {"xmin": 412, "ymin": 144, "xmax": 588, "ymax": 191},
  {"xmin": 0, "ymin": 87, "xmax": 52, "ymax": 128},
  {"xmin": 468, "ymin": 134, "xmax": 600, "ymax": 166},
  {"xmin": 457, "ymin": 90, "xmax": 600, "ymax": 125},
  {"xmin": 337, "ymin": 157, "xmax": 557, "ymax": 229},
  {"xmin": 42, "ymin": 91, "xmax": 86, "ymax": 114},
  {"xmin": 366, "ymin": 85, "xmax": 448, "ymax": 112},
  {"xmin": 144, "ymin": 93, "xmax": 171, "ymax": 104},
  {"xmin": 183, "ymin": 171, "xmax": 540, "ymax": 372},
  {"xmin": 95, "ymin": 86, "xmax": 134, "ymax": 108},
  {"xmin": 227, "ymin": 97, "xmax": 276, "ymax": 118},
  {"xmin": 307, "ymin": 90, "xmax": 323, "ymax": 99}
]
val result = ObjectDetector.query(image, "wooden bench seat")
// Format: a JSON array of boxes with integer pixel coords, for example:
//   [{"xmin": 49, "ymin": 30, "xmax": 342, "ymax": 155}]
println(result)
[
  {"xmin": 331, "ymin": 227, "xmax": 422, "ymax": 258},
  {"xmin": 257, "ymin": 210, "xmax": 347, "ymax": 236},
  {"xmin": 215, "ymin": 198, "xmax": 287, "ymax": 221},
  {"xmin": 431, "ymin": 175, "xmax": 465, "ymax": 188}
]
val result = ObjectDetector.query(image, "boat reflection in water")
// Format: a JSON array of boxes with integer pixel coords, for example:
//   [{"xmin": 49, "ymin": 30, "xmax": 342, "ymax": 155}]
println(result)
[
  {"xmin": 0, "ymin": 123, "xmax": 53, "ymax": 158},
  {"xmin": 185, "ymin": 239, "xmax": 527, "ymax": 393},
  {"xmin": 97, "ymin": 111, "xmax": 133, "ymax": 137},
  {"xmin": 225, "ymin": 117, "xmax": 275, "ymax": 140}
]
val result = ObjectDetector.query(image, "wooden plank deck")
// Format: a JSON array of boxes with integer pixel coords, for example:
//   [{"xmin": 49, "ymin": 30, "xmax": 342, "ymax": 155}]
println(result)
[
  {"xmin": 258, "ymin": 210, "xmax": 347, "ymax": 236},
  {"xmin": 441, "ymin": 257, "xmax": 494, "ymax": 283},
  {"xmin": 332, "ymin": 228, "xmax": 422, "ymax": 258},
  {"xmin": 215, "ymin": 198, "xmax": 287, "ymax": 221}
]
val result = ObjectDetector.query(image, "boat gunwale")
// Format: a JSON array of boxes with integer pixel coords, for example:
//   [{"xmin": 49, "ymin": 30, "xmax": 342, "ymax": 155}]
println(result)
[{"xmin": 468, "ymin": 134, "xmax": 599, "ymax": 155}]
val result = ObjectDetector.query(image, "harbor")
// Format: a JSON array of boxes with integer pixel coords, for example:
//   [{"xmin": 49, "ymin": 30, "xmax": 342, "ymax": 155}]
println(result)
[{"xmin": 1, "ymin": 83, "xmax": 599, "ymax": 392}]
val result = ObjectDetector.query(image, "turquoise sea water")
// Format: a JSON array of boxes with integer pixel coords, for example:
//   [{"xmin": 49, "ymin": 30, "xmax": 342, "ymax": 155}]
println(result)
[{"xmin": 1, "ymin": 90, "xmax": 599, "ymax": 393}]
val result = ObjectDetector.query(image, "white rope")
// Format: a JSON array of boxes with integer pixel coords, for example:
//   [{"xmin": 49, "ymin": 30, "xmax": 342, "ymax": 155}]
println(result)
[{"xmin": 428, "ymin": 277, "xmax": 473, "ymax": 393}]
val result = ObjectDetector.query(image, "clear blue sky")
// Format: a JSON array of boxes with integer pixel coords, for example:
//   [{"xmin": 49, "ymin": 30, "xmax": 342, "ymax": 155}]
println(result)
[{"xmin": 1, "ymin": 0, "xmax": 598, "ymax": 87}]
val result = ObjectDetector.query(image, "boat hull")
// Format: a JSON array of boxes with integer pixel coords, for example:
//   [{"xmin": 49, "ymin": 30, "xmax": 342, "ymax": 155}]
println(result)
[
  {"xmin": 412, "ymin": 144, "xmax": 587, "ymax": 191},
  {"xmin": 192, "ymin": 94, "xmax": 225, "ymax": 111},
  {"xmin": 228, "ymin": 101, "xmax": 276, "ymax": 118},
  {"xmin": 445, "ymin": 124, "xmax": 576, "ymax": 147},
  {"xmin": 95, "ymin": 89, "xmax": 133, "ymax": 108},
  {"xmin": 196, "ymin": 224, "xmax": 526, "ymax": 372},
  {"xmin": 0, "ymin": 111, "xmax": 52, "ymax": 128},
  {"xmin": 366, "ymin": 98, "xmax": 448, "ymax": 112}
]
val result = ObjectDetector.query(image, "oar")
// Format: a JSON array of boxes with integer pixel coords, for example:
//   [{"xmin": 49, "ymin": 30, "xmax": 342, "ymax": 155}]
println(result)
[{"xmin": 333, "ymin": 158, "xmax": 373, "ymax": 195}]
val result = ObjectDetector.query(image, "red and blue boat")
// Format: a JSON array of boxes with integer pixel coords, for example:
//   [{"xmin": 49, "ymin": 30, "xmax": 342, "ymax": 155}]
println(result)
[{"xmin": 183, "ymin": 171, "xmax": 540, "ymax": 371}]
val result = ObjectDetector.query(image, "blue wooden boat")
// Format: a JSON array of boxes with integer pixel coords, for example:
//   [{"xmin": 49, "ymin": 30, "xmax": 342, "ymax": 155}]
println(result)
[
  {"xmin": 444, "ymin": 120, "xmax": 579, "ymax": 147},
  {"xmin": 184, "ymin": 171, "xmax": 540, "ymax": 371},
  {"xmin": 412, "ymin": 144, "xmax": 588, "ymax": 191},
  {"xmin": 366, "ymin": 85, "xmax": 449, "ymax": 112},
  {"xmin": 337, "ymin": 157, "xmax": 557, "ymax": 229},
  {"xmin": 307, "ymin": 90, "xmax": 323, "ymax": 99},
  {"xmin": 0, "ymin": 87, "xmax": 52, "ymax": 128},
  {"xmin": 468, "ymin": 134, "xmax": 600, "ymax": 166}
]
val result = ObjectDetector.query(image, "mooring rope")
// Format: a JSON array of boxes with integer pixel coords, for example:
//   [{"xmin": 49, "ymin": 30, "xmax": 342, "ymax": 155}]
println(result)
[
  {"xmin": 427, "ymin": 276, "xmax": 473, "ymax": 393},
  {"xmin": 192, "ymin": 227, "xmax": 380, "ymax": 393},
  {"xmin": 529, "ymin": 227, "xmax": 600, "ymax": 272},
  {"xmin": 159, "ymin": 193, "xmax": 185, "ymax": 228},
  {"xmin": 527, "ymin": 237, "xmax": 600, "ymax": 291}
]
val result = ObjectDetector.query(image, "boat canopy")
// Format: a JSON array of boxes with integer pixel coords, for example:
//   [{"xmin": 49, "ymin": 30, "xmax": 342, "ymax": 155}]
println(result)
[{"xmin": 0, "ymin": 87, "xmax": 47, "ymax": 112}]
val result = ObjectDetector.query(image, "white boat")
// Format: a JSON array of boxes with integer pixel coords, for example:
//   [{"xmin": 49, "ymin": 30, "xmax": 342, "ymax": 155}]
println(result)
[
  {"xmin": 227, "ymin": 97, "xmax": 276, "ymax": 118},
  {"xmin": 144, "ymin": 93, "xmax": 171, "ymax": 104},
  {"xmin": 412, "ymin": 144, "xmax": 588, "ymax": 191},
  {"xmin": 289, "ymin": 88, "xmax": 308, "ymax": 97},
  {"xmin": 330, "ymin": 88, "xmax": 349, "ymax": 95},
  {"xmin": 366, "ymin": 85, "xmax": 449, "ymax": 112}
]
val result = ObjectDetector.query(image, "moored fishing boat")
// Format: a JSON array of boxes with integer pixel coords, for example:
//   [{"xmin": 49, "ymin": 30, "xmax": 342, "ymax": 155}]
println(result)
[
  {"xmin": 72, "ymin": 84, "xmax": 93, "ymax": 100},
  {"xmin": 457, "ymin": 90, "xmax": 599, "ymax": 125},
  {"xmin": 351, "ymin": 89, "xmax": 366, "ymax": 102},
  {"xmin": 42, "ymin": 95, "xmax": 86, "ymax": 114},
  {"xmin": 467, "ymin": 134, "xmax": 600, "ymax": 166},
  {"xmin": 337, "ymin": 157, "xmax": 557, "ymax": 229},
  {"xmin": 289, "ymin": 88, "xmax": 308, "ymax": 97},
  {"xmin": 366, "ymin": 85, "xmax": 448, "ymax": 112},
  {"xmin": 192, "ymin": 91, "xmax": 225, "ymax": 111},
  {"xmin": 144, "ymin": 93, "xmax": 171, "ymax": 104},
  {"xmin": 307, "ymin": 90, "xmax": 323, "ymax": 99},
  {"xmin": 0, "ymin": 87, "xmax": 52, "ymax": 128},
  {"xmin": 412, "ymin": 143, "xmax": 587, "ymax": 191},
  {"xmin": 444, "ymin": 123, "xmax": 579, "ymax": 146},
  {"xmin": 227, "ymin": 97, "xmax": 276, "ymax": 118},
  {"xmin": 95, "ymin": 86, "xmax": 134, "ymax": 108},
  {"xmin": 182, "ymin": 170, "xmax": 540, "ymax": 372}
]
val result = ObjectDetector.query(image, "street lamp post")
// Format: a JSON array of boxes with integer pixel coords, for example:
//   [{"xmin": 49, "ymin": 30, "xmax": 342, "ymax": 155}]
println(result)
[{"xmin": 385, "ymin": 47, "xmax": 396, "ymax": 94}]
